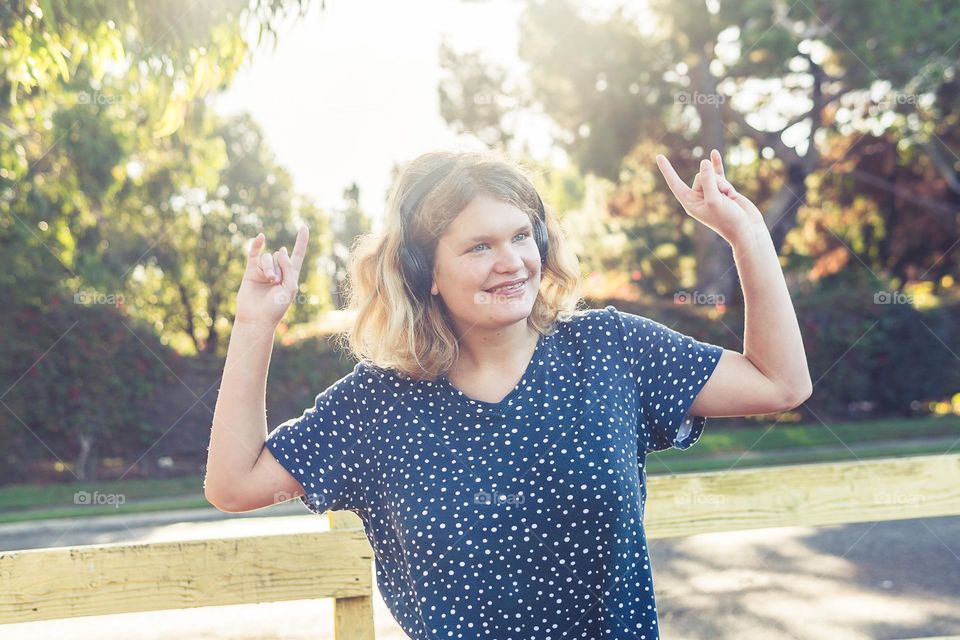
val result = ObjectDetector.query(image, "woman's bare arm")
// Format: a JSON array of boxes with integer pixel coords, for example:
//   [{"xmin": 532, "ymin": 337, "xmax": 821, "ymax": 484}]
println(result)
[
  {"xmin": 203, "ymin": 319, "xmax": 295, "ymax": 510},
  {"xmin": 203, "ymin": 228, "xmax": 309, "ymax": 511},
  {"xmin": 656, "ymin": 151, "xmax": 812, "ymax": 417}
]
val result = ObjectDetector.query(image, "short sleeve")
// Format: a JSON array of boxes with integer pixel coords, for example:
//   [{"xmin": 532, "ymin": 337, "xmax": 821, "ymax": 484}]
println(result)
[
  {"xmin": 266, "ymin": 360, "xmax": 375, "ymax": 515},
  {"xmin": 606, "ymin": 305, "xmax": 724, "ymax": 453}
]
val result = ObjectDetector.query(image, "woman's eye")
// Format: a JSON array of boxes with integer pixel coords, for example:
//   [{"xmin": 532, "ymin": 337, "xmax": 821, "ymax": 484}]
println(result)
[{"xmin": 470, "ymin": 233, "xmax": 529, "ymax": 253}]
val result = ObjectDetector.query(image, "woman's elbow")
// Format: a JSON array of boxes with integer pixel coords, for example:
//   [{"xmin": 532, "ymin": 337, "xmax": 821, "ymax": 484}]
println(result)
[
  {"xmin": 204, "ymin": 480, "xmax": 242, "ymax": 513},
  {"xmin": 785, "ymin": 380, "xmax": 813, "ymax": 409}
]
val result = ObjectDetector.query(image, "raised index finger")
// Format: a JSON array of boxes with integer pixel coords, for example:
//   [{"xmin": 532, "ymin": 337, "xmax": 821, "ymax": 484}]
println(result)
[
  {"xmin": 710, "ymin": 148, "xmax": 726, "ymax": 179},
  {"xmin": 289, "ymin": 225, "xmax": 309, "ymax": 273},
  {"xmin": 246, "ymin": 233, "xmax": 265, "ymax": 269},
  {"xmin": 655, "ymin": 154, "xmax": 694, "ymax": 203}
]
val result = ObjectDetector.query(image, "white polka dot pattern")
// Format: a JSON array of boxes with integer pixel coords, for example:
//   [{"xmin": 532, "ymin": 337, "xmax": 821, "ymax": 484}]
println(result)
[
  {"xmin": 265, "ymin": 304, "xmax": 723, "ymax": 639},
  {"xmin": 610, "ymin": 307, "xmax": 724, "ymax": 453}
]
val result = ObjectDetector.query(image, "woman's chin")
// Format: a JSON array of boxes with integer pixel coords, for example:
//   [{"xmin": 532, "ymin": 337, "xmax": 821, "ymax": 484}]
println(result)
[{"xmin": 483, "ymin": 296, "xmax": 533, "ymax": 319}]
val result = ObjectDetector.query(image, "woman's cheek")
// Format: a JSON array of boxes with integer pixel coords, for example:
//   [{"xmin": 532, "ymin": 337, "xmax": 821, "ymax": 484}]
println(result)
[{"xmin": 463, "ymin": 259, "xmax": 490, "ymax": 290}]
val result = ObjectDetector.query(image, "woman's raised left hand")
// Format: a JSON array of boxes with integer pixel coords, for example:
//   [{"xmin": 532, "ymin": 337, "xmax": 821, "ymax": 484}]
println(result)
[{"xmin": 656, "ymin": 149, "xmax": 765, "ymax": 245}]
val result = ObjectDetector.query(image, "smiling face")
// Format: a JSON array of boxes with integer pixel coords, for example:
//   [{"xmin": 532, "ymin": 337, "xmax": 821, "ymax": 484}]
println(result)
[{"xmin": 430, "ymin": 194, "xmax": 542, "ymax": 335}]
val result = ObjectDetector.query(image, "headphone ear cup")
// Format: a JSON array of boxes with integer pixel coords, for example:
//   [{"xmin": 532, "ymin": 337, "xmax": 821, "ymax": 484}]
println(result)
[
  {"xmin": 399, "ymin": 244, "xmax": 423, "ymax": 297},
  {"xmin": 533, "ymin": 214, "xmax": 549, "ymax": 264},
  {"xmin": 401, "ymin": 243, "xmax": 432, "ymax": 298}
]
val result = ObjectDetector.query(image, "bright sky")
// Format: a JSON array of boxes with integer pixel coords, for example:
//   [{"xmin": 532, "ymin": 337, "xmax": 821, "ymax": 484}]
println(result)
[{"xmin": 214, "ymin": 0, "xmax": 545, "ymax": 223}]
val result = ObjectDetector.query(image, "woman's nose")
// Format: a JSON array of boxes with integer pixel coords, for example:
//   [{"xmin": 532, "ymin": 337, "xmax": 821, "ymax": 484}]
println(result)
[{"xmin": 494, "ymin": 245, "xmax": 525, "ymax": 270}]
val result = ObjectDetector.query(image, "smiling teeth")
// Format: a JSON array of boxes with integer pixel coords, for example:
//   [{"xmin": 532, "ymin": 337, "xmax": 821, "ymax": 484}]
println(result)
[{"xmin": 490, "ymin": 280, "xmax": 525, "ymax": 292}]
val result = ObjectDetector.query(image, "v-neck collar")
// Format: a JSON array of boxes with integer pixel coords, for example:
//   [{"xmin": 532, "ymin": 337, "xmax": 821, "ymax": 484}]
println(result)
[{"xmin": 439, "ymin": 331, "xmax": 550, "ymax": 413}]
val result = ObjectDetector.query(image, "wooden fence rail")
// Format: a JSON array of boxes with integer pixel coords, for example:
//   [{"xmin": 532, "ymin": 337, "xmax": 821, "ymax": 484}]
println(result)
[{"xmin": 2, "ymin": 453, "xmax": 959, "ymax": 638}]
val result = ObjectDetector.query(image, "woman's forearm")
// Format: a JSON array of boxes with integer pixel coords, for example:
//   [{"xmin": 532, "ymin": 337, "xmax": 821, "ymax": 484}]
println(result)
[
  {"xmin": 203, "ymin": 319, "xmax": 277, "ymax": 505},
  {"xmin": 732, "ymin": 220, "xmax": 813, "ymax": 400}
]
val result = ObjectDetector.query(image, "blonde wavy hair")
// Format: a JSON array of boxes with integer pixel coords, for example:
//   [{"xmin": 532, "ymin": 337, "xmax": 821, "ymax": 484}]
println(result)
[{"xmin": 336, "ymin": 149, "xmax": 584, "ymax": 381}]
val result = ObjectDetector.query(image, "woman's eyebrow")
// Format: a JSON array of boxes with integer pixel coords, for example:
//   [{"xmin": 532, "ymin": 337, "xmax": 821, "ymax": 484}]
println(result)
[{"xmin": 463, "ymin": 222, "xmax": 532, "ymax": 244}]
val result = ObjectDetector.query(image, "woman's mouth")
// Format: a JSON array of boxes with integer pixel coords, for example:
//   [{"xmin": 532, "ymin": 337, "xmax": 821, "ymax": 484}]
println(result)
[{"xmin": 485, "ymin": 279, "xmax": 528, "ymax": 296}]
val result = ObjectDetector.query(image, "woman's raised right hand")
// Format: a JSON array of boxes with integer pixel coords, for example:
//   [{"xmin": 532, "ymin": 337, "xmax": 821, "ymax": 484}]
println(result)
[{"xmin": 234, "ymin": 225, "xmax": 309, "ymax": 328}]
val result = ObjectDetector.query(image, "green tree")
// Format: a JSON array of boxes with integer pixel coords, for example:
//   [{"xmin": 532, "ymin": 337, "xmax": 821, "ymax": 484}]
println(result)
[
  {"xmin": 327, "ymin": 182, "xmax": 371, "ymax": 309},
  {"xmin": 105, "ymin": 109, "xmax": 331, "ymax": 354},
  {"xmin": 0, "ymin": 0, "xmax": 331, "ymax": 481},
  {"xmin": 1, "ymin": 0, "xmax": 297, "ymax": 312},
  {"xmin": 439, "ymin": 0, "xmax": 960, "ymax": 301}
]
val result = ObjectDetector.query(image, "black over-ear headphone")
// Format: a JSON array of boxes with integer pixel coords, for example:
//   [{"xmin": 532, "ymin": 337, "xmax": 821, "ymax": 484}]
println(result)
[{"xmin": 398, "ymin": 159, "xmax": 550, "ymax": 300}]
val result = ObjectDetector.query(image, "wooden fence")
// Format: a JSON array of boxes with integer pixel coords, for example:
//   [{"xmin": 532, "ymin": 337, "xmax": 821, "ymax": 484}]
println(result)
[{"xmin": 2, "ymin": 453, "xmax": 959, "ymax": 638}]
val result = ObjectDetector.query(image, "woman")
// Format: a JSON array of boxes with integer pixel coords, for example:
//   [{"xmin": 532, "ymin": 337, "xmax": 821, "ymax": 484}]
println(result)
[{"xmin": 204, "ymin": 149, "xmax": 812, "ymax": 639}]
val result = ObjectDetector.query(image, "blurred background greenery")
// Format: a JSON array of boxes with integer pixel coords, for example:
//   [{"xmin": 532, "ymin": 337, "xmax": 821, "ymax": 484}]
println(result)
[{"xmin": 2, "ymin": 0, "xmax": 959, "ymax": 496}]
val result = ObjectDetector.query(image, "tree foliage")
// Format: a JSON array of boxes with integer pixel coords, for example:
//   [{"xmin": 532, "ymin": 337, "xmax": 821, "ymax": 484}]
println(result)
[
  {"xmin": 438, "ymin": 0, "xmax": 960, "ymax": 298},
  {"xmin": 1, "ymin": 0, "xmax": 343, "ymax": 481}
]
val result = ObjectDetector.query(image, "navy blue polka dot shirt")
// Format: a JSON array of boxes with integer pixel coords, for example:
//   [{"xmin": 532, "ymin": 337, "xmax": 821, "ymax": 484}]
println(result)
[{"xmin": 266, "ymin": 305, "xmax": 724, "ymax": 639}]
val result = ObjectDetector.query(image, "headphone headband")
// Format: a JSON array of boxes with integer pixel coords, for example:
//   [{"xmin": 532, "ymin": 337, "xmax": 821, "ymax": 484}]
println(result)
[{"xmin": 399, "ymin": 161, "xmax": 457, "ymax": 229}]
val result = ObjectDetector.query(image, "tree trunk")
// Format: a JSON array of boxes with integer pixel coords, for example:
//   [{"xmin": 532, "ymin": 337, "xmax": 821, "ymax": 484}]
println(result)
[
  {"xmin": 692, "ymin": 50, "xmax": 738, "ymax": 303},
  {"xmin": 75, "ymin": 432, "xmax": 96, "ymax": 481},
  {"xmin": 767, "ymin": 162, "xmax": 809, "ymax": 256},
  {"xmin": 204, "ymin": 292, "xmax": 221, "ymax": 354},
  {"xmin": 177, "ymin": 282, "xmax": 202, "ymax": 353}
]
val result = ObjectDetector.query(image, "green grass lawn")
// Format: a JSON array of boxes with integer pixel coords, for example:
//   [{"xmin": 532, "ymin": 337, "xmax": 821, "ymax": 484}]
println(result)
[
  {"xmin": 0, "ymin": 475, "xmax": 205, "ymax": 510},
  {"xmin": 1, "ymin": 415, "xmax": 957, "ymax": 524},
  {"xmin": 646, "ymin": 415, "xmax": 959, "ymax": 474},
  {"xmin": 645, "ymin": 439, "xmax": 957, "ymax": 475},
  {"xmin": 0, "ymin": 475, "xmax": 209, "ymax": 524},
  {"xmin": 677, "ymin": 414, "xmax": 959, "ymax": 452}
]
